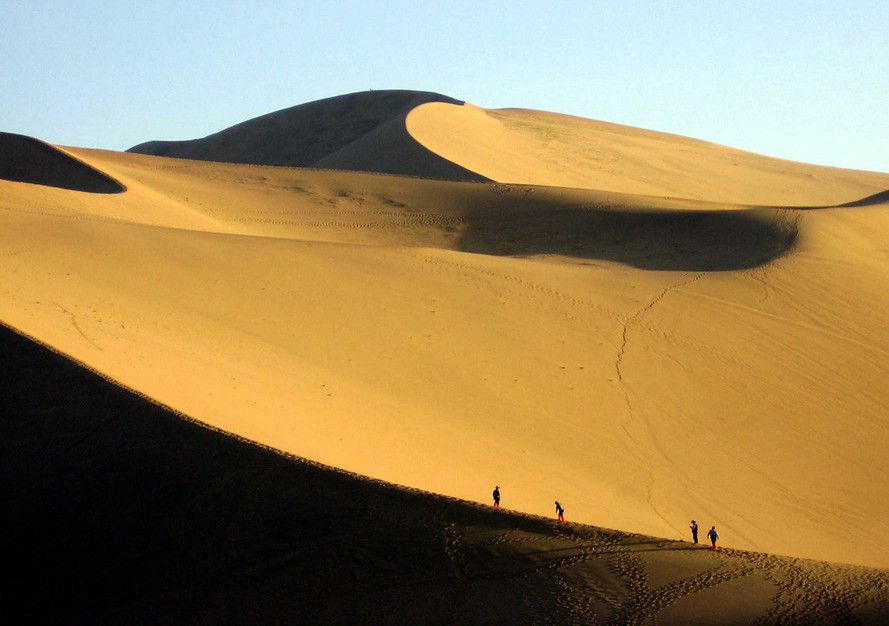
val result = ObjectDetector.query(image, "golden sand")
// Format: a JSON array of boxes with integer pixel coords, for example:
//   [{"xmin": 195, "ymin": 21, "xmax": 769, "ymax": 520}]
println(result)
[{"xmin": 3, "ymin": 97, "xmax": 889, "ymax": 580}]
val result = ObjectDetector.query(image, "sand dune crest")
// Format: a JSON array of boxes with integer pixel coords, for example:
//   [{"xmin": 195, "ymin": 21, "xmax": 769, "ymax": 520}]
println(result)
[
  {"xmin": 406, "ymin": 101, "xmax": 889, "ymax": 205},
  {"xmin": 128, "ymin": 90, "xmax": 486, "ymax": 180},
  {"xmin": 0, "ymin": 132, "xmax": 124, "ymax": 193},
  {"xmin": 5, "ymin": 321, "xmax": 889, "ymax": 624},
  {"xmin": 840, "ymin": 189, "xmax": 889, "ymax": 207}
]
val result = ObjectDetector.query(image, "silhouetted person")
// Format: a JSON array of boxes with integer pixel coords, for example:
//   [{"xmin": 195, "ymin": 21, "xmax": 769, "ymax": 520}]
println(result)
[
  {"xmin": 493, "ymin": 486, "xmax": 500, "ymax": 508},
  {"xmin": 555, "ymin": 501, "xmax": 565, "ymax": 522},
  {"xmin": 690, "ymin": 520, "xmax": 698, "ymax": 543},
  {"xmin": 708, "ymin": 526, "xmax": 719, "ymax": 550}
]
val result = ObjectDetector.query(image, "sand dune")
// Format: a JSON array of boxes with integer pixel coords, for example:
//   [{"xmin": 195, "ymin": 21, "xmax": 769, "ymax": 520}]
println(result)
[
  {"xmin": 0, "ymin": 131, "xmax": 124, "ymax": 193},
  {"xmin": 130, "ymin": 89, "xmax": 889, "ymax": 206},
  {"xmin": 840, "ymin": 189, "xmax": 889, "ymax": 207},
  {"xmin": 4, "ymin": 91, "xmax": 889, "ymax": 622},
  {"xmin": 4, "ymin": 142, "xmax": 889, "ymax": 568},
  {"xmin": 407, "ymin": 101, "xmax": 889, "ymax": 205},
  {"xmin": 128, "ymin": 90, "xmax": 485, "ymax": 180},
  {"xmin": 5, "ymin": 321, "xmax": 888, "ymax": 624}
]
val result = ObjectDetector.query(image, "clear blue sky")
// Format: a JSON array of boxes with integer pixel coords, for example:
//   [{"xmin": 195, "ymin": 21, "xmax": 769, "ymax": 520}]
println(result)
[{"xmin": 4, "ymin": 1, "xmax": 887, "ymax": 173}]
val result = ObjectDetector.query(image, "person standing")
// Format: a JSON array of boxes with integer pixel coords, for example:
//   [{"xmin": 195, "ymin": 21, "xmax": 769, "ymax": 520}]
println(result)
[
  {"xmin": 492, "ymin": 486, "xmax": 500, "ymax": 508},
  {"xmin": 690, "ymin": 520, "xmax": 698, "ymax": 544},
  {"xmin": 707, "ymin": 526, "xmax": 719, "ymax": 550},
  {"xmin": 555, "ymin": 501, "xmax": 565, "ymax": 522}
]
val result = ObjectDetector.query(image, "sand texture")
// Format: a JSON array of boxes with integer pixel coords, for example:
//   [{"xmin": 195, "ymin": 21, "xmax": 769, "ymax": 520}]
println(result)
[
  {"xmin": 4, "ymin": 90, "xmax": 889, "ymax": 622},
  {"xmin": 5, "ymin": 322, "xmax": 889, "ymax": 624}
]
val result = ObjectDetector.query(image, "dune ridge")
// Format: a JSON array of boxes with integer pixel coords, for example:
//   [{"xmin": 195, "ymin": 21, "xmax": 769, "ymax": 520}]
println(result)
[
  {"xmin": 0, "ymin": 131, "xmax": 124, "ymax": 193},
  {"xmin": 406, "ymin": 101, "xmax": 889, "ymax": 205},
  {"xmin": 840, "ymin": 189, "xmax": 889, "ymax": 207},
  {"xmin": 129, "ymin": 89, "xmax": 889, "ymax": 207},
  {"xmin": 4, "ymin": 319, "xmax": 889, "ymax": 624},
  {"xmin": 128, "ymin": 90, "xmax": 486, "ymax": 181}
]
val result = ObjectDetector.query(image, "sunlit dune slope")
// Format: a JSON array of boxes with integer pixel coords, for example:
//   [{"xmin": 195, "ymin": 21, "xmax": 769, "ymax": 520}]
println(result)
[
  {"xmin": 128, "ymin": 90, "xmax": 485, "ymax": 181},
  {"xmin": 5, "ymin": 322, "xmax": 889, "ymax": 624},
  {"xmin": 407, "ymin": 101, "xmax": 889, "ymax": 205},
  {"xmin": 3, "ymin": 138, "xmax": 889, "ymax": 572}
]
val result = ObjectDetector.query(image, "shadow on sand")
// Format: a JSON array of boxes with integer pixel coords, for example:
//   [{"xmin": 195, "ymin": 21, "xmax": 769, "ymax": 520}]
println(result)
[
  {"xmin": 2, "ymin": 320, "xmax": 887, "ymax": 624},
  {"xmin": 839, "ymin": 189, "xmax": 889, "ymax": 207},
  {"xmin": 128, "ymin": 90, "xmax": 488, "ymax": 182},
  {"xmin": 0, "ymin": 322, "xmax": 580, "ymax": 624},
  {"xmin": 458, "ymin": 205, "xmax": 799, "ymax": 271},
  {"xmin": 0, "ymin": 132, "xmax": 124, "ymax": 193}
]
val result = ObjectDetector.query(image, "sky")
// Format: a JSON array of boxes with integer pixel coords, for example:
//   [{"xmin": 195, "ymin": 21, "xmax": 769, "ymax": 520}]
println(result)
[{"xmin": 3, "ymin": 0, "xmax": 888, "ymax": 173}]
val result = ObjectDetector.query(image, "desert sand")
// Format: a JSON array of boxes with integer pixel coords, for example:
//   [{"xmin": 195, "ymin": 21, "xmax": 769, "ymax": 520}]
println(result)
[
  {"xmin": 5, "ymin": 322, "xmax": 889, "ymax": 624},
  {"xmin": 4, "ymin": 91, "xmax": 889, "ymax": 622}
]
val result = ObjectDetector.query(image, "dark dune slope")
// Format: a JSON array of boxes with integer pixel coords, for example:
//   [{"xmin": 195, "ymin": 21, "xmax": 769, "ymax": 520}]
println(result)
[
  {"xmin": 4, "ymin": 320, "xmax": 889, "ymax": 625},
  {"xmin": 840, "ymin": 189, "xmax": 889, "ymax": 207},
  {"xmin": 128, "ymin": 90, "xmax": 486, "ymax": 181},
  {"xmin": 0, "ymin": 132, "xmax": 124, "ymax": 193}
]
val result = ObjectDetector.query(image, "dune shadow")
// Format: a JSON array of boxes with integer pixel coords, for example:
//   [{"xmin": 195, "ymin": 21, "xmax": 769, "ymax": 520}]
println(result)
[
  {"xmin": 0, "ymin": 322, "xmax": 575, "ymax": 624},
  {"xmin": 458, "ymin": 206, "xmax": 799, "ymax": 271},
  {"xmin": 839, "ymin": 189, "xmax": 889, "ymax": 207},
  {"xmin": 3, "ymin": 322, "xmax": 887, "ymax": 623},
  {"xmin": 0, "ymin": 132, "xmax": 124, "ymax": 193},
  {"xmin": 128, "ymin": 90, "xmax": 488, "ymax": 182}
]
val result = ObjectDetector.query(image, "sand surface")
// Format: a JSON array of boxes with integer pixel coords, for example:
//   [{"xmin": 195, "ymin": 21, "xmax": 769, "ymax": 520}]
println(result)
[
  {"xmin": 5, "ymin": 321, "xmax": 889, "ymax": 624},
  {"xmin": 406, "ymin": 101, "xmax": 889, "ymax": 205},
  {"xmin": 4, "ymin": 92, "xmax": 889, "ymax": 621}
]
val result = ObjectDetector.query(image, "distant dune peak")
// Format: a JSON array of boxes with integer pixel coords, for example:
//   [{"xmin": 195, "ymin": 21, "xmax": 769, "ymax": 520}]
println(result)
[
  {"xmin": 0, "ymin": 132, "xmax": 124, "ymax": 193},
  {"xmin": 129, "ymin": 90, "xmax": 889, "ymax": 205},
  {"xmin": 127, "ymin": 90, "xmax": 487, "ymax": 181}
]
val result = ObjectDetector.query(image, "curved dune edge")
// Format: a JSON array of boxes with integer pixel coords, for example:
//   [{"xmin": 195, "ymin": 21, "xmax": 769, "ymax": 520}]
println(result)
[
  {"xmin": 406, "ymin": 101, "xmax": 889, "ymax": 206},
  {"xmin": 4, "ymin": 320, "xmax": 889, "ymax": 624},
  {"xmin": 0, "ymin": 132, "xmax": 125, "ymax": 193},
  {"xmin": 5, "ymin": 146, "xmax": 889, "ymax": 574},
  {"xmin": 123, "ymin": 89, "xmax": 889, "ymax": 199},
  {"xmin": 128, "ymin": 90, "xmax": 487, "ymax": 181},
  {"xmin": 76, "ymin": 145, "xmax": 803, "ymax": 271},
  {"xmin": 840, "ymin": 189, "xmax": 889, "ymax": 207}
]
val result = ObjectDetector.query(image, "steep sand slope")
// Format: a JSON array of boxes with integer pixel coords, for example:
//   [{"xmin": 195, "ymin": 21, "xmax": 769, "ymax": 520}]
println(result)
[
  {"xmin": 0, "ymin": 132, "xmax": 124, "ymax": 193},
  {"xmin": 5, "ymin": 321, "xmax": 888, "ymax": 625},
  {"xmin": 407, "ymin": 101, "xmax": 889, "ymax": 205},
  {"xmin": 3, "ymin": 143, "xmax": 889, "ymax": 576},
  {"xmin": 128, "ymin": 90, "xmax": 485, "ymax": 181}
]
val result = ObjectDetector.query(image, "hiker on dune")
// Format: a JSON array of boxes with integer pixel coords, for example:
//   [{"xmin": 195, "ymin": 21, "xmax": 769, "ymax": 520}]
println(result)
[{"xmin": 708, "ymin": 526, "xmax": 719, "ymax": 550}]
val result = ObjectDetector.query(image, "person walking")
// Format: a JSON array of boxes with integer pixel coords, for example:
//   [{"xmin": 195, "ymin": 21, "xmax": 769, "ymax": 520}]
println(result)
[
  {"xmin": 690, "ymin": 520, "xmax": 698, "ymax": 544},
  {"xmin": 707, "ymin": 526, "xmax": 719, "ymax": 550},
  {"xmin": 492, "ymin": 486, "xmax": 500, "ymax": 508},
  {"xmin": 555, "ymin": 501, "xmax": 565, "ymax": 522}
]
